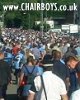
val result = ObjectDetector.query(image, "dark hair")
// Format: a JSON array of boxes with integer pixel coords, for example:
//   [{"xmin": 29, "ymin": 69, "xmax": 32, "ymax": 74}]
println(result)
[
  {"xmin": 42, "ymin": 54, "xmax": 52, "ymax": 63},
  {"xmin": 52, "ymin": 50, "xmax": 57, "ymax": 57},
  {"xmin": 52, "ymin": 50, "xmax": 61, "ymax": 60},
  {"xmin": 70, "ymin": 43, "xmax": 74, "ymax": 48}
]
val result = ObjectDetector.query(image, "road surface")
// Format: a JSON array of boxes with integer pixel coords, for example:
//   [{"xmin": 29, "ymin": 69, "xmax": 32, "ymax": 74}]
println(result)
[{"xmin": 6, "ymin": 74, "xmax": 18, "ymax": 100}]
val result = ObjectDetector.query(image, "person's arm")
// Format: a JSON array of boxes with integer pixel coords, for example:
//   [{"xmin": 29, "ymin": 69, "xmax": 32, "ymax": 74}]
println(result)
[
  {"xmin": 65, "ymin": 77, "xmax": 70, "ymax": 91},
  {"xmin": 19, "ymin": 66, "xmax": 25, "ymax": 85},
  {"xmin": 61, "ymin": 94, "xmax": 68, "ymax": 100},
  {"xmin": 19, "ymin": 72, "xmax": 24, "ymax": 86}
]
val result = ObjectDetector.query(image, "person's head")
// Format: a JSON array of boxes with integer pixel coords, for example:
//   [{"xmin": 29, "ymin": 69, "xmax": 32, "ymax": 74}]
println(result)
[
  {"xmin": 0, "ymin": 52, "xmax": 4, "ymax": 60},
  {"xmin": 52, "ymin": 50, "xmax": 57, "ymax": 58},
  {"xmin": 27, "ymin": 56, "xmax": 35, "ymax": 66},
  {"xmin": 42, "ymin": 54, "xmax": 53, "ymax": 71},
  {"xmin": 33, "ymin": 43, "xmax": 37, "ymax": 48},
  {"xmin": 6, "ymin": 48, "xmax": 11, "ymax": 53},
  {"xmin": 52, "ymin": 50, "xmax": 61, "ymax": 60},
  {"xmin": 65, "ymin": 56, "xmax": 79, "ymax": 69},
  {"xmin": 70, "ymin": 43, "xmax": 74, "ymax": 48}
]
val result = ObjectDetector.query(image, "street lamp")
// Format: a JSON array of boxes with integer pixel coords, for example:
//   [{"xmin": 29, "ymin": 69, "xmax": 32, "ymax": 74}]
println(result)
[
  {"xmin": 1, "ymin": 11, "xmax": 6, "ymax": 28},
  {"xmin": 45, "ymin": 0, "xmax": 47, "ymax": 32},
  {"xmin": 23, "ymin": 12, "xmax": 30, "ymax": 29},
  {"xmin": 28, "ymin": 13, "xmax": 30, "ymax": 29},
  {"xmin": 41, "ymin": 0, "xmax": 44, "ymax": 38}
]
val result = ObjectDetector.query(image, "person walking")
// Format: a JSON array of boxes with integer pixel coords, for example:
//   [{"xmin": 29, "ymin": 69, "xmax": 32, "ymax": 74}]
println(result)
[
  {"xmin": 27, "ymin": 60, "xmax": 68, "ymax": 100},
  {"xmin": 0, "ymin": 52, "xmax": 12, "ymax": 100},
  {"xmin": 65, "ymin": 55, "xmax": 80, "ymax": 96}
]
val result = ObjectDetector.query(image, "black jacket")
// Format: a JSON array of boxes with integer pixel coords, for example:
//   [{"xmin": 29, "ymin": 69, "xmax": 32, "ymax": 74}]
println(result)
[
  {"xmin": 0, "ymin": 59, "xmax": 11, "ymax": 86},
  {"xmin": 52, "ymin": 60, "xmax": 69, "ymax": 81}
]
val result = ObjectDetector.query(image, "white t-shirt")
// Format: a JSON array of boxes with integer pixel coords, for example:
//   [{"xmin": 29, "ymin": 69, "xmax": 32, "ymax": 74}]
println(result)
[
  {"xmin": 31, "ymin": 71, "xmax": 67, "ymax": 100},
  {"xmin": 70, "ymin": 89, "xmax": 80, "ymax": 100}
]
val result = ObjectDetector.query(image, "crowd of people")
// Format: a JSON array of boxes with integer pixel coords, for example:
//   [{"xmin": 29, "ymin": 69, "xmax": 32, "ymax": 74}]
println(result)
[{"xmin": 0, "ymin": 28, "xmax": 80, "ymax": 100}]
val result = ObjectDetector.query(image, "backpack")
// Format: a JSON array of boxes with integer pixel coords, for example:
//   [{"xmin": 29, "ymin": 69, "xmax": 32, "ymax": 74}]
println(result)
[{"xmin": 25, "ymin": 66, "xmax": 36, "ymax": 85}]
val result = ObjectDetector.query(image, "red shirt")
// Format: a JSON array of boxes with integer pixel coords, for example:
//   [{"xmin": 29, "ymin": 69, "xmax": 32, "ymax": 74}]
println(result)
[{"xmin": 12, "ymin": 46, "xmax": 20, "ymax": 55}]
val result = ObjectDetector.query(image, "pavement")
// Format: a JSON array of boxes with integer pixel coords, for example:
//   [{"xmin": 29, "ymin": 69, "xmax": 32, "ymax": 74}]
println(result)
[{"xmin": 6, "ymin": 74, "xmax": 18, "ymax": 100}]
